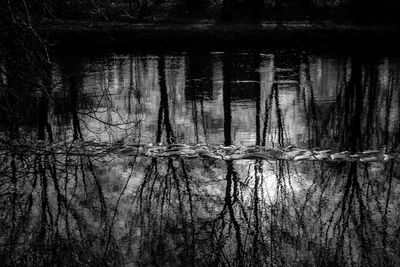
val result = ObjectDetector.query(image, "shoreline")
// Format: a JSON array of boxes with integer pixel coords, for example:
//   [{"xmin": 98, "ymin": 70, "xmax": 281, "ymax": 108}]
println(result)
[{"xmin": 39, "ymin": 21, "xmax": 400, "ymax": 54}]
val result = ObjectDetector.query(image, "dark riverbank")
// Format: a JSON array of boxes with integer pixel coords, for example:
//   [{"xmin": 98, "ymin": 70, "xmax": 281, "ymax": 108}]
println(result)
[{"xmin": 41, "ymin": 21, "xmax": 400, "ymax": 54}]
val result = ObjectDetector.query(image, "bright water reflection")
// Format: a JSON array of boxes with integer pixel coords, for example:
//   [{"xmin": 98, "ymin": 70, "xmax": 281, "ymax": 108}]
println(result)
[
  {"xmin": 53, "ymin": 52, "xmax": 400, "ymax": 150},
  {"xmin": 1, "ymin": 50, "xmax": 400, "ymax": 266}
]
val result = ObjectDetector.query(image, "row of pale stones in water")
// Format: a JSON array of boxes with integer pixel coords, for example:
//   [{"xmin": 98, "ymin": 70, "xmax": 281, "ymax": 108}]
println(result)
[{"xmin": 140, "ymin": 144, "xmax": 400, "ymax": 162}]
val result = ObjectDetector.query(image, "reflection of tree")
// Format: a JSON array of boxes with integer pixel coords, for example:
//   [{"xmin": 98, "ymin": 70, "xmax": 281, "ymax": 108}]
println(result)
[
  {"xmin": 125, "ymin": 55, "xmax": 199, "ymax": 265},
  {"xmin": 1, "ymin": 25, "xmax": 141, "ymax": 265},
  {"xmin": 261, "ymin": 83, "xmax": 285, "ymax": 148},
  {"xmin": 156, "ymin": 56, "xmax": 176, "ymax": 144},
  {"xmin": 301, "ymin": 55, "xmax": 320, "ymax": 148},
  {"xmin": 223, "ymin": 52, "xmax": 232, "ymax": 146},
  {"xmin": 127, "ymin": 55, "xmax": 142, "ymax": 115},
  {"xmin": 129, "ymin": 155, "xmax": 200, "ymax": 265},
  {"xmin": 1, "ymin": 29, "xmax": 50, "ymax": 141},
  {"xmin": 0, "ymin": 145, "xmax": 129, "ymax": 265},
  {"xmin": 57, "ymin": 58, "xmax": 86, "ymax": 140},
  {"xmin": 70, "ymin": 74, "xmax": 84, "ymax": 140},
  {"xmin": 342, "ymin": 57, "xmax": 363, "ymax": 151},
  {"xmin": 306, "ymin": 56, "xmax": 400, "ymax": 152},
  {"xmin": 274, "ymin": 84, "xmax": 285, "ymax": 147},
  {"xmin": 253, "ymin": 52, "xmax": 262, "ymax": 265},
  {"xmin": 222, "ymin": 53, "xmax": 242, "ymax": 263},
  {"xmin": 260, "ymin": 54, "xmax": 291, "ymax": 148},
  {"xmin": 261, "ymin": 80, "xmax": 274, "ymax": 147},
  {"xmin": 186, "ymin": 53, "xmax": 213, "ymax": 144}
]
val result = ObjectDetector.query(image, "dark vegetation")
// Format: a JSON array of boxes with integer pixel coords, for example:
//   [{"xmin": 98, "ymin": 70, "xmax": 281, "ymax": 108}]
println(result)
[
  {"xmin": 3, "ymin": 0, "xmax": 400, "ymax": 53},
  {"xmin": 2, "ymin": 0, "xmax": 400, "ymax": 23}
]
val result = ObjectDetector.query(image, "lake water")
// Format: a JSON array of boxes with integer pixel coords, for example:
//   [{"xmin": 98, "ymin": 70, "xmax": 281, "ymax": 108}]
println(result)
[{"xmin": 1, "ymin": 49, "xmax": 400, "ymax": 266}]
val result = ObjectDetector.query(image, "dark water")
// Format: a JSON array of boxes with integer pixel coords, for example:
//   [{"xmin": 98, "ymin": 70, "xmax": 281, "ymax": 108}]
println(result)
[{"xmin": 1, "ymin": 50, "xmax": 400, "ymax": 266}]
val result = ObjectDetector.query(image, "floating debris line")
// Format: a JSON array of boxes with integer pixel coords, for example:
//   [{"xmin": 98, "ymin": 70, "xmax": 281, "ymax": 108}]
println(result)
[
  {"xmin": 1, "ymin": 140, "xmax": 399, "ymax": 163},
  {"xmin": 139, "ymin": 144, "xmax": 400, "ymax": 163}
]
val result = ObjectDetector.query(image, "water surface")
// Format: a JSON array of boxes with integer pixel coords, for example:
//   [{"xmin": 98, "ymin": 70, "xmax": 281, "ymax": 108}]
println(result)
[{"xmin": 1, "ymin": 50, "xmax": 400, "ymax": 266}]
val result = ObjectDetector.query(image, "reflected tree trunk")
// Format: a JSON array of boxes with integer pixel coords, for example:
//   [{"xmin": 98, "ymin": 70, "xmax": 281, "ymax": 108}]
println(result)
[
  {"xmin": 37, "ymin": 68, "xmax": 53, "ymax": 141},
  {"xmin": 37, "ymin": 94, "xmax": 52, "ymax": 141},
  {"xmin": 363, "ymin": 64, "xmax": 378, "ymax": 146},
  {"xmin": 383, "ymin": 75, "xmax": 394, "ymax": 148},
  {"xmin": 396, "ymin": 72, "xmax": 400, "ymax": 146},
  {"xmin": 262, "ymin": 82, "xmax": 274, "ymax": 147},
  {"xmin": 127, "ymin": 55, "xmax": 134, "ymax": 114},
  {"xmin": 338, "ymin": 57, "xmax": 363, "ymax": 152},
  {"xmin": 274, "ymin": 84, "xmax": 284, "ymax": 147},
  {"xmin": 224, "ymin": 161, "xmax": 243, "ymax": 264},
  {"xmin": 157, "ymin": 55, "xmax": 176, "ymax": 144},
  {"xmin": 70, "ymin": 75, "xmax": 82, "ymax": 140},
  {"xmin": 254, "ymin": 53, "xmax": 262, "ymax": 146},
  {"xmin": 301, "ymin": 56, "xmax": 319, "ymax": 147},
  {"xmin": 223, "ymin": 52, "xmax": 232, "ymax": 146},
  {"xmin": 58, "ymin": 58, "xmax": 84, "ymax": 141},
  {"xmin": 253, "ymin": 54, "xmax": 262, "ymax": 264}
]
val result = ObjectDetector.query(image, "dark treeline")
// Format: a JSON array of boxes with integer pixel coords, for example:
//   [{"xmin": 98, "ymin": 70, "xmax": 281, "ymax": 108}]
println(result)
[{"xmin": 1, "ymin": 0, "xmax": 400, "ymax": 23}]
